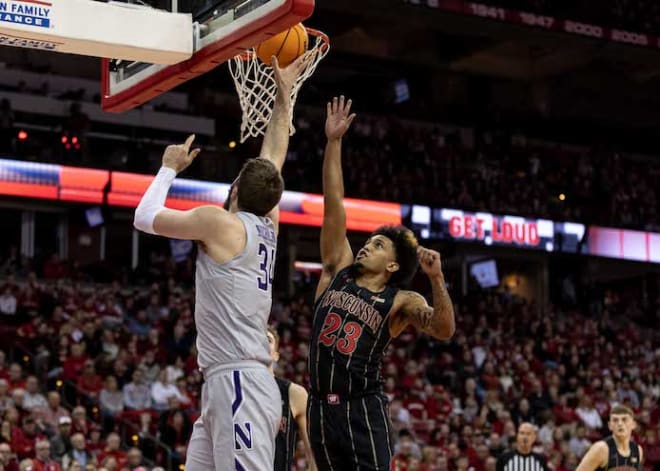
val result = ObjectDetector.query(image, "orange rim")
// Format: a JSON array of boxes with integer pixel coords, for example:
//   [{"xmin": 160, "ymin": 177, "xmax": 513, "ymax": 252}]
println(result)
[{"xmin": 236, "ymin": 27, "xmax": 330, "ymax": 61}]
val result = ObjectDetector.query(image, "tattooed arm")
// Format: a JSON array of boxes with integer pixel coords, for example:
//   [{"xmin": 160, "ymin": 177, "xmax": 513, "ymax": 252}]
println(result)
[{"xmin": 391, "ymin": 247, "xmax": 455, "ymax": 340}]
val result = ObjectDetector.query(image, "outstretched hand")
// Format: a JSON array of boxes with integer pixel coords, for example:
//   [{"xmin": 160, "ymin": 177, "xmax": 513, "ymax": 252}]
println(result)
[
  {"xmin": 325, "ymin": 95, "xmax": 356, "ymax": 140},
  {"xmin": 162, "ymin": 134, "xmax": 201, "ymax": 174},
  {"xmin": 417, "ymin": 246, "xmax": 443, "ymax": 279},
  {"xmin": 272, "ymin": 52, "xmax": 314, "ymax": 100}
]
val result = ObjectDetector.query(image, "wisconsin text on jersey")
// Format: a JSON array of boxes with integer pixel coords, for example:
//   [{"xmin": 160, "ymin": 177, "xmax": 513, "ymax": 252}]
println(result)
[{"xmin": 320, "ymin": 289, "xmax": 383, "ymax": 332}]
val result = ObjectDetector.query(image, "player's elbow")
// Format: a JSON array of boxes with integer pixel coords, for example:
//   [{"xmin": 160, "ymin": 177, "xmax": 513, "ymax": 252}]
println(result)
[
  {"xmin": 431, "ymin": 322, "xmax": 455, "ymax": 341},
  {"xmin": 133, "ymin": 208, "xmax": 150, "ymax": 233}
]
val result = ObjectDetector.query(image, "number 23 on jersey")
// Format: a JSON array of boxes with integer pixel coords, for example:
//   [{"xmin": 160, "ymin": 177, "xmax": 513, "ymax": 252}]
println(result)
[{"xmin": 318, "ymin": 312, "xmax": 363, "ymax": 355}]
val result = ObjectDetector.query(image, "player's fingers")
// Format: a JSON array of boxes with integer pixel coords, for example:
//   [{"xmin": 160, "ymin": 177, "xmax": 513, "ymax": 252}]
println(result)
[
  {"xmin": 182, "ymin": 134, "xmax": 195, "ymax": 152},
  {"xmin": 345, "ymin": 98, "xmax": 353, "ymax": 115},
  {"xmin": 190, "ymin": 148, "xmax": 201, "ymax": 160},
  {"xmin": 293, "ymin": 51, "xmax": 311, "ymax": 73},
  {"xmin": 346, "ymin": 114, "xmax": 357, "ymax": 127},
  {"xmin": 327, "ymin": 101, "xmax": 332, "ymax": 117},
  {"xmin": 339, "ymin": 95, "xmax": 345, "ymax": 112},
  {"xmin": 332, "ymin": 96, "xmax": 338, "ymax": 114},
  {"xmin": 271, "ymin": 55, "xmax": 280, "ymax": 70}
]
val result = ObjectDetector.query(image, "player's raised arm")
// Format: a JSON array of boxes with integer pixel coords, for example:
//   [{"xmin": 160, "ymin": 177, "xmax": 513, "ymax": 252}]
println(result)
[
  {"xmin": 259, "ymin": 54, "xmax": 312, "ymax": 171},
  {"xmin": 258, "ymin": 54, "xmax": 312, "ymax": 232},
  {"xmin": 316, "ymin": 96, "xmax": 356, "ymax": 300},
  {"xmin": 133, "ymin": 135, "xmax": 238, "ymax": 242},
  {"xmin": 395, "ymin": 247, "xmax": 455, "ymax": 340}
]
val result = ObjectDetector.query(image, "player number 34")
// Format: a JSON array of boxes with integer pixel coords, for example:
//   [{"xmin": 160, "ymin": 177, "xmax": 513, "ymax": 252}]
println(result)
[
  {"xmin": 319, "ymin": 312, "xmax": 363, "ymax": 355},
  {"xmin": 257, "ymin": 243, "xmax": 275, "ymax": 291}
]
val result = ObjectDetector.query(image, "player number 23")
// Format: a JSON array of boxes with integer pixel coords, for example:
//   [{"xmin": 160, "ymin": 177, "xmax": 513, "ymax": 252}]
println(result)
[{"xmin": 319, "ymin": 312, "xmax": 363, "ymax": 354}]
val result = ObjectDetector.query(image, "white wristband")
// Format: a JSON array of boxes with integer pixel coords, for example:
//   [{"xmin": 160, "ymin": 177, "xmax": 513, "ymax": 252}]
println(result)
[{"xmin": 133, "ymin": 166, "xmax": 176, "ymax": 235}]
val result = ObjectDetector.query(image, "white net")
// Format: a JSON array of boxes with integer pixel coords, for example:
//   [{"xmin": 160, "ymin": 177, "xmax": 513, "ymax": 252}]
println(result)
[{"xmin": 229, "ymin": 29, "xmax": 329, "ymax": 143}]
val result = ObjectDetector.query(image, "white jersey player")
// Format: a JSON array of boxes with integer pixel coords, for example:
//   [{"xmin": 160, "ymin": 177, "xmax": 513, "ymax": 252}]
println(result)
[{"xmin": 133, "ymin": 55, "xmax": 311, "ymax": 471}]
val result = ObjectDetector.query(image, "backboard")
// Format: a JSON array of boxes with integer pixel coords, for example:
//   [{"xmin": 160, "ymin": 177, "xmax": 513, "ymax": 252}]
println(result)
[{"xmin": 101, "ymin": 0, "xmax": 315, "ymax": 113}]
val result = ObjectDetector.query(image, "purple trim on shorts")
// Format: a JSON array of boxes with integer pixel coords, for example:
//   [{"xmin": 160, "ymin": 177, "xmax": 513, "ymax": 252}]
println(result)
[
  {"xmin": 232, "ymin": 370, "xmax": 243, "ymax": 416},
  {"xmin": 235, "ymin": 457, "xmax": 247, "ymax": 471}
]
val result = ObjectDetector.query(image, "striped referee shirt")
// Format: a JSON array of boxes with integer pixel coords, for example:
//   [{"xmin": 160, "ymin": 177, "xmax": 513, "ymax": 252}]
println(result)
[{"xmin": 496, "ymin": 450, "xmax": 548, "ymax": 471}]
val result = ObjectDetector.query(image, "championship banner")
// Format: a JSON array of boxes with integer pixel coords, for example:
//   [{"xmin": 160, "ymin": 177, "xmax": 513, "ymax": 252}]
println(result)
[{"xmin": 405, "ymin": 0, "xmax": 659, "ymax": 50}]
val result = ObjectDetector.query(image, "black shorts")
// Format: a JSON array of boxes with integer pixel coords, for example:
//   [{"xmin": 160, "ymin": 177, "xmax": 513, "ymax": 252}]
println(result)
[{"xmin": 307, "ymin": 393, "xmax": 394, "ymax": 471}]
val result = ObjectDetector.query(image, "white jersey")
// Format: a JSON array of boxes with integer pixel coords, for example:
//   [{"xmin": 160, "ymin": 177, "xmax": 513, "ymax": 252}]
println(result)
[{"xmin": 194, "ymin": 211, "xmax": 277, "ymax": 370}]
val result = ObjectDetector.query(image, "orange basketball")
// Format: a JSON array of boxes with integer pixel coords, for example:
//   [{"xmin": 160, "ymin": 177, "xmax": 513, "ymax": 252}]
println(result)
[{"xmin": 256, "ymin": 23, "xmax": 308, "ymax": 67}]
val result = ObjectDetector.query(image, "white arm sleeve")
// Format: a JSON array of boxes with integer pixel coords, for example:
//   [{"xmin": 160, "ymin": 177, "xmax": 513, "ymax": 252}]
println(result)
[{"xmin": 133, "ymin": 166, "xmax": 177, "ymax": 235}]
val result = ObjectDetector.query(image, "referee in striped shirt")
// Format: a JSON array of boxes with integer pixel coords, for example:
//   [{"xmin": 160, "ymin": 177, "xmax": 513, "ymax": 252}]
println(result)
[{"xmin": 496, "ymin": 422, "xmax": 548, "ymax": 471}]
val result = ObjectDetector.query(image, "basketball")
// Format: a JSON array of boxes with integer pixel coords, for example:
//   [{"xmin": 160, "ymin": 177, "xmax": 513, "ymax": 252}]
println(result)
[{"xmin": 256, "ymin": 23, "xmax": 308, "ymax": 67}]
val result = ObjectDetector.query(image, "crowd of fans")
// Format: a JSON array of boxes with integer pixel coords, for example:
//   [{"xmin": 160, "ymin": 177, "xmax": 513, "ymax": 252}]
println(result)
[
  {"xmin": 285, "ymin": 112, "xmax": 660, "ymax": 231},
  {"xmin": 2, "ymin": 86, "xmax": 659, "ymax": 231},
  {"xmin": 0, "ymin": 253, "xmax": 657, "ymax": 471}
]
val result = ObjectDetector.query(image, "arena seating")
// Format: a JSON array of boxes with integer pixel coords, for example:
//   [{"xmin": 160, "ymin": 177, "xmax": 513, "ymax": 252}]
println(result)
[{"xmin": 0, "ymin": 258, "xmax": 657, "ymax": 470}]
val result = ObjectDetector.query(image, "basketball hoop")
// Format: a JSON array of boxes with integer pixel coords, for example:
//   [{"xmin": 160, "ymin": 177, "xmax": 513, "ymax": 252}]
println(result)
[{"xmin": 229, "ymin": 28, "xmax": 329, "ymax": 143}]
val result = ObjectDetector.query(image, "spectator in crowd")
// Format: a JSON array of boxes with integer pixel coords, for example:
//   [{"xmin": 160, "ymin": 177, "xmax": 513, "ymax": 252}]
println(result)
[
  {"xmin": 159, "ymin": 410, "xmax": 190, "ymax": 467},
  {"xmin": 18, "ymin": 458, "xmax": 33, "ymax": 471},
  {"xmin": 77, "ymin": 362, "xmax": 104, "ymax": 400},
  {"xmin": 149, "ymin": 369, "xmax": 180, "ymax": 411},
  {"xmin": 35, "ymin": 392, "xmax": 69, "ymax": 435},
  {"xmin": 96, "ymin": 433, "xmax": 125, "ymax": 470},
  {"xmin": 62, "ymin": 344, "xmax": 88, "ymax": 383},
  {"xmin": 569, "ymin": 426, "xmax": 592, "ymax": 458},
  {"xmin": 576, "ymin": 397, "xmax": 603, "ymax": 431},
  {"xmin": 23, "ymin": 376, "xmax": 47, "ymax": 411},
  {"xmin": 8, "ymin": 364, "xmax": 24, "ymax": 390},
  {"xmin": 33, "ymin": 438, "xmax": 61, "ymax": 471},
  {"xmin": 50, "ymin": 416, "xmax": 73, "ymax": 463},
  {"xmin": 0, "ymin": 286, "xmax": 17, "ymax": 318},
  {"xmin": 11, "ymin": 415, "xmax": 43, "ymax": 460},
  {"xmin": 61, "ymin": 433, "xmax": 95, "ymax": 470},
  {"xmin": 70, "ymin": 407, "xmax": 88, "ymax": 436},
  {"xmin": 0, "ymin": 442, "xmax": 19, "ymax": 471},
  {"xmin": 121, "ymin": 448, "xmax": 143, "ymax": 471},
  {"xmin": 0, "ymin": 379, "xmax": 14, "ymax": 413},
  {"xmin": 122, "ymin": 369, "xmax": 150, "ymax": 411},
  {"xmin": 99, "ymin": 377, "xmax": 123, "ymax": 430}
]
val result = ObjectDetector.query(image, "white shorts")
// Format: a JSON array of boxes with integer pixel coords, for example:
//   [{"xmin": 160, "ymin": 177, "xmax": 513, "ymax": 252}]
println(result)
[{"xmin": 185, "ymin": 362, "xmax": 281, "ymax": 471}]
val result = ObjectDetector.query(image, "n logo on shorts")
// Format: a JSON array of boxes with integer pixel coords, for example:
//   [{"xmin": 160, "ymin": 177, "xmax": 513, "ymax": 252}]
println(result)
[{"xmin": 234, "ymin": 422, "xmax": 253, "ymax": 451}]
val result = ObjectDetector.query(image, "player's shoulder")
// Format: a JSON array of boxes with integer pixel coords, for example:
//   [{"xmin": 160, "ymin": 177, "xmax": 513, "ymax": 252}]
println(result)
[
  {"xmin": 590, "ymin": 440, "xmax": 610, "ymax": 454},
  {"xmin": 287, "ymin": 382, "xmax": 309, "ymax": 416},
  {"xmin": 288, "ymin": 381, "xmax": 308, "ymax": 400},
  {"xmin": 193, "ymin": 205, "xmax": 239, "ymax": 224}
]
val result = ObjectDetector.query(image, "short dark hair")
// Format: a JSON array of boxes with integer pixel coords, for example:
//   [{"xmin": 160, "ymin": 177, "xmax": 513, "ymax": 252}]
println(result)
[
  {"xmin": 370, "ymin": 225, "xmax": 419, "ymax": 288},
  {"xmin": 610, "ymin": 405, "xmax": 634, "ymax": 419},
  {"xmin": 267, "ymin": 326, "xmax": 280, "ymax": 350},
  {"xmin": 236, "ymin": 158, "xmax": 283, "ymax": 216}
]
